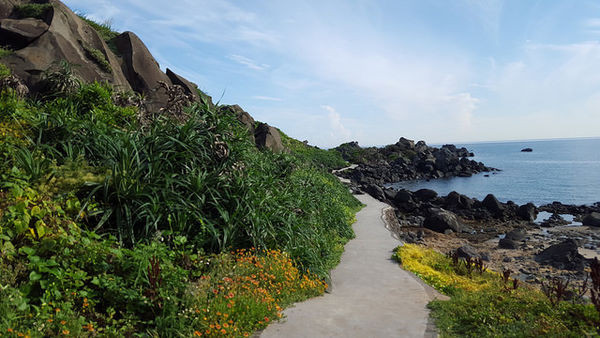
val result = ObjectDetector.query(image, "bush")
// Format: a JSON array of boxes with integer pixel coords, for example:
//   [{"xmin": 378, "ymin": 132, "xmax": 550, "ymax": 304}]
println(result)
[
  {"xmin": 280, "ymin": 131, "xmax": 348, "ymax": 170},
  {"xmin": 14, "ymin": 3, "xmax": 52, "ymax": 20}
]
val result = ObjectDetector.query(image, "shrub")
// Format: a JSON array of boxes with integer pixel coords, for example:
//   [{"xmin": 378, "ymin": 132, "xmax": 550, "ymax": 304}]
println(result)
[
  {"xmin": 280, "ymin": 131, "xmax": 348, "ymax": 170},
  {"xmin": 82, "ymin": 45, "xmax": 112, "ymax": 73},
  {"xmin": 14, "ymin": 3, "xmax": 52, "ymax": 20},
  {"xmin": 0, "ymin": 63, "xmax": 10, "ymax": 79},
  {"xmin": 0, "ymin": 47, "xmax": 12, "ymax": 59}
]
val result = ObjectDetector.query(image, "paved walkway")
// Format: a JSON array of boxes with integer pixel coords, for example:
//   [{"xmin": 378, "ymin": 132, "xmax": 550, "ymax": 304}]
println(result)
[{"xmin": 261, "ymin": 192, "xmax": 441, "ymax": 338}]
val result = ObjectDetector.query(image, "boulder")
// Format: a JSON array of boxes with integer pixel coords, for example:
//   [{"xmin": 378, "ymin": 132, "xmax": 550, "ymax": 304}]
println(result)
[
  {"xmin": 113, "ymin": 31, "xmax": 171, "ymax": 111},
  {"xmin": 535, "ymin": 239, "xmax": 586, "ymax": 271},
  {"xmin": 517, "ymin": 203, "xmax": 537, "ymax": 222},
  {"xmin": 165, "ymin": 68, "xmax": 199, "ymax": 101},
  {"xmin": 445, "ymin": 191, "xmax": 474, "ymax": 210},
  {"xmin": 220, "ymin": 104, "xmax": 255, "ymax": 142},
  {"xmin": 393, "ymin": 189, "xmax": 418, "ymax": 212},
  {"xmin": 364, "ymin": 184, "xmax": 385, "ymax": 202},
  {"xmin": 423, "ymin": 208, "xmax": 463, "ymax": 233},
  {"xmin": 414, "ymin": 189, "xmax": 438, "ymax": 201},
  {"xmin": 2, "ymin": 1, "xmax": 131, "ymax": 93},
  {"xmin": 0, "ymin": 18, "xmax": 48, "ymax": 47},
  {"xmin": 583, "ymin": 212, "xmax": 600, "ymax": 227},
  {"xmin": 499, "ymin": 237, "xmax": 519, "ymax": 249},
  {"xmin": 456, "ymin": 245, "xmax": 479, "ymax": 260},
  {"xmin": 482, "ymin": 194, "xmax": 504, "ymax": 216},
  {"xmin": 505, "ymin": 228, "xmax": 527, "ymax": 241},
  {"xmin": 254, "ymin": 123, "xmax": 285, "ymax": 153}
]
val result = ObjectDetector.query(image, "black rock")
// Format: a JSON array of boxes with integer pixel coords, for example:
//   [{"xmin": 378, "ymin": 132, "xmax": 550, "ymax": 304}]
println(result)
[
  {"xmin": 517, "ymin": 203, "xmax": 537, "ymax": 222},
  {"xmin": 456, "ymin": 245, "xmax": 480, "ymax": 260},
  {"xmin": 364, "ymin": 184, "xmax": 385, "ymax": 202},
  {"xmin": 423, "ymin": 208, "xmax": 463, "ymax": 233},
  {"xmin": 482, "ymin": 194, "xmax": 504, "ymax": 217},
  {"xmin": 521, "ymin": 148, "xmax": 533, "ymax": 152},
  {"xmin": 414, "ymin": 189, "xmax": 438, "ymax": 201},
  {"xmin": 535, "ymin": 239, "xmax": 586, "ymax": 271},
  {"xmin": 499, "ymin": 238, "xmax": 519, "ymax": 249},
  {"xmin": 583, "ymin": 212, "xmax": 600, "ymax": 227}
]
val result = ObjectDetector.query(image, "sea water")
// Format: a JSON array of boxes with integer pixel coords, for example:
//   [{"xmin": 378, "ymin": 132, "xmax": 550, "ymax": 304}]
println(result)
[{"xmin": 389, "ymin": 138, "xmax": 600, "ymax": 206}]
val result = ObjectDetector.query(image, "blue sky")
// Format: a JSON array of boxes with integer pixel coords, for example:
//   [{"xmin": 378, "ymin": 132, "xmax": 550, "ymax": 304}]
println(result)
[{"xmin": 64, "ymin": 0, "xmax": 600, "ymax": 148}]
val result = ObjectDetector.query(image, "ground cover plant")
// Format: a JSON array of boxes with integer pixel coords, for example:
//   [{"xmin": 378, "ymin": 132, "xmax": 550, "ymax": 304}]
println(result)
[
  {"xmin": 0, "ymin": 69, "xmax": 361, "ymax": 335},
  {"xmin": 394, "ymin": 244, "xmax": 600, "ymax": 337}
]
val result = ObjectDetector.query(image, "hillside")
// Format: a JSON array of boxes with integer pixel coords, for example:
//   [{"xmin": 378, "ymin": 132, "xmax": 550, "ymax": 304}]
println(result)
[{"xmin": 0, "ymin": 1, "xmax": 361, "ymax": 336}]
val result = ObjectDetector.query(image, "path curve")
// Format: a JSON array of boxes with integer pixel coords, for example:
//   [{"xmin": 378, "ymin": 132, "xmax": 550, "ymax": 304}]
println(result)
[{"xmin": 261, "ymin": 192, "xmax": 441, "ymax": 337}]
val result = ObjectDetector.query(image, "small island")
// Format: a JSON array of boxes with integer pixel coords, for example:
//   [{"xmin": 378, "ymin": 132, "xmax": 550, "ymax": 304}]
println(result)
[{"xmin": 521, "ymin": 148, "xmax": 533, "ymax": 152}]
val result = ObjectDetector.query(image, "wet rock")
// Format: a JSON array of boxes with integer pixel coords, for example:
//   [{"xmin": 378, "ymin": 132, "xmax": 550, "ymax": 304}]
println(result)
[
  {"xmin": 517, "ymin": 203, "xmax": 537, "ymax": 222},
  {"xmin": 535, "ymin": 239, "xmax": 586, "ymax": 271},
  {"xmin": 423, "ymin": 208, "xmax": 463, "ymax": 233},
  {"xmin": 583, "ymin": 212, "xmax": 600, "ymax": 227},
  {"xmin": 541, "ymin": 213, "xmax": 570, "ymax": 227},
  {"xmin": 482, "ymin": 194, "xmax": 504, "ymax": 217},
  {"xmin": 414, "ymin": 188, "xmax": 438, "ymax": 202}
]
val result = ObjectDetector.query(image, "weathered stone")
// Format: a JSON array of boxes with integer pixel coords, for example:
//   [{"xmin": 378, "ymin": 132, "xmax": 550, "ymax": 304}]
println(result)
[
  {"xmin": 456, "ymin": 245, "xmax": 479, "ymax": 259},
  {"xmin": 499, "ymin": 238, "xmax": 519, "ymax": 249},
  {"xmin": 364, "ymin": 184, "xmax": 385, "ymax": 202},
  {"xmin": 255, "ymin": 122, "xmax": 285, "ymax": 153},
  {"xmin": 517, "ymin": 203, "xmax": 537, "ymax": 222},
  {"xmin": 0, "ymin": 18, "xmax": 48, "ymax": 46},
  {"xmin": 414, "ymin": 188, "xmax": 438, "ymax": 201},
  {"xmin": 165, "ymin": 68, "xmax": 199, "ymax": 101},
  {"xmin": 113, "ymin": 31, "xmax": 170, "ymax": 111},
  {"xmin": 583, "ymin": 212, "xmax": 600, "ymax": 227},
  {"xmin": 423, "ymin": 208, "xmax": 463, "ymax": 233},
  {"xmin": 482, "ymin": 194, "xmax": 504, "ymax": 216},
  {"xmin": 535, "ymin": 239, "xmax": 586, "ymax": 271}
]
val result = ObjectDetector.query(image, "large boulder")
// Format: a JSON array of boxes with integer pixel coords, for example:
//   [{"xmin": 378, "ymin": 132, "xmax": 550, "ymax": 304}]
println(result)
[
  {"xmin": 0, "ymin": 18, "xmax": 48, "ymax": 47},
  {"xmin": 423, "ymin": 208, "xmax": 463, "ymax": 233},
  {"xmin": 444, "ymin": 191, "xmax": 474, "ymax": 210},
  {"xmin": 254, "ymin": 122, "xmax": 285, "ymax": 153},
  {"xmin": 414, "ymin": 188, "xmax": 438, "ymax": 202},
  {"xmin": 2, "ymin": 1, "xmax": 131, "ymax": 93},
  {"xmin": 482, "ymin": 194, "xmax": 504, "ymax": 217},
  {"xmin": 583, "ymin": 212, "xmax": 600, "ymax": 227},
  {"xmin": 456, "ymin": 245, "xmax": 480, "ymax": 260},
  {"xmin": 517, "ymin": 203, "xmax": 537, "ymax": 222},
  {"xmin": 113, "ymin": 31, "xmax": 171, "ymax": 111},
  {"xmin": 364, "ymin": 184, "xmax": 385, "ymax": 202},
  {"xmin": 535, "ymin": 239, "xmax": 586, "ymax": 271}
]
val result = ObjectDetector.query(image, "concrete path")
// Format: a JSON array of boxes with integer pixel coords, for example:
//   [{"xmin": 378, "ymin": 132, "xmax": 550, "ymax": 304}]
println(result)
[{"xmin": 261, "ymin": 193, "xmax": 440, "ymax": 338}]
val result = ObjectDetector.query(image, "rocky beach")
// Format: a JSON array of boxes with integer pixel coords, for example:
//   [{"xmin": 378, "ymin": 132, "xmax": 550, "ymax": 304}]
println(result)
[{"xmin": 334, "ymin": 137, "xmax": 600, "ymax": 289}]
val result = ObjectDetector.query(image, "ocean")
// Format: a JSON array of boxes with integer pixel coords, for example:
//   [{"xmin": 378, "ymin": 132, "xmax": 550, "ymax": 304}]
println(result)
[{"xmin": 388, "ymin": 138, "xmax": 600, "ymax": 206}]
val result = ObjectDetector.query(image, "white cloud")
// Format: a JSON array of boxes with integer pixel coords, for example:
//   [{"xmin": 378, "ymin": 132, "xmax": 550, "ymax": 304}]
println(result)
[
  {"xmin": 322, "ymin": 105, "xmax": 351, "ymax": 142},
  {"xmin": 227, "ymin": 54, "xmax": 269, "ymax": 71},
  {"xmin": 253, "ymin": 96, "xmax": 282, "ymax": 101}
]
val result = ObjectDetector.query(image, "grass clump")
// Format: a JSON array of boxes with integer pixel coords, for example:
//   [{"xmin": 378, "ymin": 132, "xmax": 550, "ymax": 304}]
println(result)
[
  {"xmin": 0, "ymin": 63, "xmax": 10, "ymax": 79},
  {"xmin": 82, "ymin": 44, "xmax": 112, "ymax": 73},
  {"xmin": 394, "ymin": 244, "xmax": 600, "ymax": 337},
  {"xmin": 14, "ymin": 3, "xmax": 52, "ymax": 20},
  {"xmin": 0, "ymin": 47, "xmax": 12, "ymax": 59}
]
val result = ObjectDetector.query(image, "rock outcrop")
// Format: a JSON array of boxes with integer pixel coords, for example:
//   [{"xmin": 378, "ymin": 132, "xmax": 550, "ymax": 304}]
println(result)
[
  {"xmin": 336, "ymin": 138, "xmax": 495, "ymax": 186},
  {"xmin": 535, "ymin": 239, "xmax": 586, "ymax": 271},
  {"xmin": 0, "ymin": 0, "xmax": 286, "ymax": 153}
]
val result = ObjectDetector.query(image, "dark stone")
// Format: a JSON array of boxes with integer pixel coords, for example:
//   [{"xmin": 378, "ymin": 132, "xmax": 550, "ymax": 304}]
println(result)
[
  {"xmin": 505, "ymin": 229, "xmax": 526, "ymax": 241},
  {"xmin": 444, "ymin": 191, "xmax": 474, "ymax": 210},
  {"xmin": 482, "ymin": 194, "xmax": 504, "ymax": 216},
  {"xmin": 499, "ymin": 238, "xmax": 519, "ymax": 249},
  {"xmin": 521, "ymin": 148, "xmax": 533, "ymax": 152},
  {"xmin": 517, "ymin": 203, "xmax": 537, "ymax": 222},
  {"xmin": 535, "ymin": 239, "xmax": 586, "ymax": 271},
  {"xmin": 113, "ymin": 31, "xmax": 171, "ymax": 111},
  {"xmin": 165, "ymin": 68, "xmax": 199, "ymax": 101},
  {"xmin": 364, "ymin": 184, "xmax": 385, "ymax": 201},
  {"xmin": 414, "ymin": 189, "xmax": 438, "ymax": 201},
  {"xmin": 254, "ymin": 122, "xmax": 285, "ymax": 153},
  {"xmin": 0, "ymin": 18, "xmax": 48, "ymax": 47},
  {"xmin": 456, "ymin": 245, "xmax": 479, "ymax": 259},
  {"xmin": 423, "ymin": 208, "xmax": 463, "ymax": 233},
  {"xmin": 583, "ymin": 212, "xmax": 600, "ymax": 227}
]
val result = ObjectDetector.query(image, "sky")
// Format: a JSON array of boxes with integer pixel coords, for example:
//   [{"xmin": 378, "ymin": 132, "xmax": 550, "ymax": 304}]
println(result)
[{"xmin": 63, "ymin": 0, "xmax": 600, "ymax": 148}]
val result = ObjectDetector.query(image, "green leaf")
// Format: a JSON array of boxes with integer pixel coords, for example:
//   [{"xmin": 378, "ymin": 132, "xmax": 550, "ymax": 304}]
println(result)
[{"xmin": 29, "ymin": 270, "xmax": 42, "ymax": 281}]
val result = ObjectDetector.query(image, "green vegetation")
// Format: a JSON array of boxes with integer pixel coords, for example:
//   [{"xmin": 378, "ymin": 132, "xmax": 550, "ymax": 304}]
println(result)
[
  {"xmin": 14, "ymin": 3, "xmax": 52, "ymax": 20},
  {"xmin": 77, "ymin": 15, "xmax": 120, "ymax": 55},
  {"xmin": 0, "ymin": 63, "xmax": 10, "ymax": 79},
  {"xmin": 280, "ymin": 130, "xmax": 348, "ymax": 170},
  {"xmin": 395, "ymin": 244, "xmax": 600, "ymax": 337},
  {"xmin": 333, "ymin": 141, "xmax": 383, "ymax": 164},
  {"xmin": 0, "ymin": 62, "xmax": 361, "ymax": 335},
  {"xmin": 0, "ymin": 47, "xmax": 12, "ymax": 59},
  {"xmin": 82, "ymin": 44, "xmax": 112, "ymax": 73}
]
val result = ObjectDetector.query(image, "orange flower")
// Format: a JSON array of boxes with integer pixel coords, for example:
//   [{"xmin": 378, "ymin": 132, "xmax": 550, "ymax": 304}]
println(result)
[
  {"xmin": 193, "ymin": 330, "xmax": 202, "ymax": 336},
  {"xmin": 220, "ymin": 329, "xmax": 227, "ymax": 334},
  {"xmin": 60, "ymin": 320, "xmax": 66, "ymax": 325},
  {"xmin": 62, "ymin": 329, "xmax": 70, "ymax": 335},
  {"xmin": 7, "ymin": 328, "xmax": 13, "ymax": 333}
]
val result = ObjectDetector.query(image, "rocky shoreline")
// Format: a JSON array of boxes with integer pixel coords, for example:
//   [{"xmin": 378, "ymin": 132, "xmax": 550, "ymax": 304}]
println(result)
[
  {"xmin": 336, "ymin": 138, "xmax": 496, "ymax": 186},
  {"xmin": 334, "ymin": 139, "xmax": 600, "ymax": 288}
]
